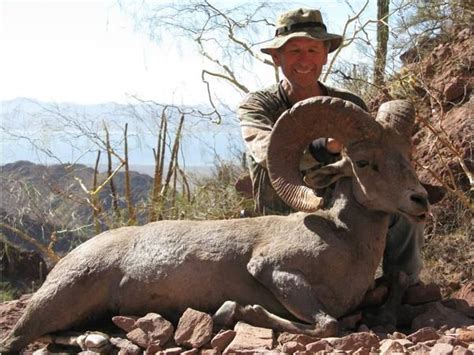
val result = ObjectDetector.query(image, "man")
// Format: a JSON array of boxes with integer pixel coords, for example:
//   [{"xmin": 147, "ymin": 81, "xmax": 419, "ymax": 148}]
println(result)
[{"xmin": 238, "ymin": 8, "xmax": 424, "ymax": 288}]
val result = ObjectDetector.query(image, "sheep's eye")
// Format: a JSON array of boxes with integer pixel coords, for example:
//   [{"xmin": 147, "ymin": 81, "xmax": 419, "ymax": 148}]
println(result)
[{"xmin": 356, "ymin": 160, "xmax": 370, "ymax": 168}]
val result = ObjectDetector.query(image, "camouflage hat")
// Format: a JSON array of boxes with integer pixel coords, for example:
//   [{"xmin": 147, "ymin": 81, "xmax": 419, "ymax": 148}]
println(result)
[{"xmin": 261, "ymin": 8, "xmax": 343, "ymax": 54}]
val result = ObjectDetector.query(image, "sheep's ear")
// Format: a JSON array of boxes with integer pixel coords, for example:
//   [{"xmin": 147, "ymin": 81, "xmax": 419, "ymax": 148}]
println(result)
[{"xmin": 304, "ymin": 157, "xmax": 353, "ymax": 189}]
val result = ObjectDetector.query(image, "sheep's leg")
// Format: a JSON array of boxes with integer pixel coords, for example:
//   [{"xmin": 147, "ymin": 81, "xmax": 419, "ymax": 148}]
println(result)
[
  {"xmin": 363, "ymin": 271, "xmax": 409, "ymax": 327},
  {"xmin": 212, "ymin": 301, "xmax": 331, "ymax": 337},
  {"xmin": 246, "ymin": 258, "xmax": 338, "ymax": 337}
]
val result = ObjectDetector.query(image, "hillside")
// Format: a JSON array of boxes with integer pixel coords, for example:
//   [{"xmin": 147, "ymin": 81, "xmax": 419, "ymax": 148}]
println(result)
[{"xmin": 1, "ymin": 160, "xmax": 154, "ymax": 253}]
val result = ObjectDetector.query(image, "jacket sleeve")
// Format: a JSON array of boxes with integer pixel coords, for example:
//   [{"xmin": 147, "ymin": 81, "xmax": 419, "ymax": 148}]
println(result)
[{"xmin": 237, "ymin": 92, "xmax": 280, "ymax": 168}]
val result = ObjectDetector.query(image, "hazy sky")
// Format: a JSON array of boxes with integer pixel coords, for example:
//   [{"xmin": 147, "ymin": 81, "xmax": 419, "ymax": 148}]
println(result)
[{"xmin": 1, "ymin": 0, "xmax": 375, "ymax": 106}]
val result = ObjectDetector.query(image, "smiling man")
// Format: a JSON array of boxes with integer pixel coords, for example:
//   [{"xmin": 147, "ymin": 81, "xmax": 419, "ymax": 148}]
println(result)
[{"xmin": 238, "ymin": 8, "xmax": 425, "ymax": 295}]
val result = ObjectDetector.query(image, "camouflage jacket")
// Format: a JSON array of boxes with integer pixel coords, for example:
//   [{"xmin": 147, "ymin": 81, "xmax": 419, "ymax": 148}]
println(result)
[{"xmin": 238, "ymin": 81, "xmax": 367, "ymax": 215}]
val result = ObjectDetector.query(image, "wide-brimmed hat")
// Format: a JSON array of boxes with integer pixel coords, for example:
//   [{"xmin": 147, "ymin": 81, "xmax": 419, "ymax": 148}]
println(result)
[{"xmin": 261, "ymin": 8, "xmax": 343, "ymax": 54}]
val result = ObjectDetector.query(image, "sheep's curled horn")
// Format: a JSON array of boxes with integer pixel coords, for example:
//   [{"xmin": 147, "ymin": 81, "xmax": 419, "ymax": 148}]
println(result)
[{"xmin": 267, "ymin": 97, "xmax": 415, "ymax": 212}]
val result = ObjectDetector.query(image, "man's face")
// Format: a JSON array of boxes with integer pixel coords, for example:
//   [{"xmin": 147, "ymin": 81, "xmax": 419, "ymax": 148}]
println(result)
[{"xmin": 271, "ymin": 38, "xmax": 329, "ymax": 88}]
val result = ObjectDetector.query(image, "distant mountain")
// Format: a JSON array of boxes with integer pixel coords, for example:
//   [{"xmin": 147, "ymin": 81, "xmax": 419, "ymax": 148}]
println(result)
[
  {"xmin": 0, "ymin": 97, "xmax": 244, "ymax": 168},
  {"xmin": 1, "ymin": 160, "xmax": 154, "ymax": 255}
]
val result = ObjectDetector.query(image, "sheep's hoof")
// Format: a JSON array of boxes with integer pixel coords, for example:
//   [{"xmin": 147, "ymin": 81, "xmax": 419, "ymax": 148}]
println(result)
[{"xmin": 315, "ymin": 317, "xmax": 339, "ymax": 337}]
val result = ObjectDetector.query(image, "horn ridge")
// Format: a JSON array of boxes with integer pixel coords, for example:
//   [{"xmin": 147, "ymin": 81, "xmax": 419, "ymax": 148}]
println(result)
[{"xmin": 267, "ymin": 96, "xmax": 382, "ymax": 212}]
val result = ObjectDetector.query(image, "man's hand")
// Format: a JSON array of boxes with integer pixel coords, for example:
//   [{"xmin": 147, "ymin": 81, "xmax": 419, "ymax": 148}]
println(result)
[
  {"xmin": 308, "ymin": 138, "xmax": 343, "ymax": 164},
  {"xmin": 326, "ymin": 138, "xmax": 343, "ymax": 154}
]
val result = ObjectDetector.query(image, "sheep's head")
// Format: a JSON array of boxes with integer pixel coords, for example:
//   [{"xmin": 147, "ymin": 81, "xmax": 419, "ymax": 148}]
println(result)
[{"xmin": 267, "ymin": 97, "xmax": 429, "ymax": 222}]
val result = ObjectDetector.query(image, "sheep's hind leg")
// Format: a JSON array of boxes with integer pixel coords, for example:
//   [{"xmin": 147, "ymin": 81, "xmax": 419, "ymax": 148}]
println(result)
[{"xmin": 212, "ymin": 301, "xmax": 334, "ymax": 337}]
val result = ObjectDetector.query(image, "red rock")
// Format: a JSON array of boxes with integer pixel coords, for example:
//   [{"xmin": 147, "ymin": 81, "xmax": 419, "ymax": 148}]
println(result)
[
  {"xmin": 409, "ymin": 342, "xmax": 432, "ymax": 354},
  {"xmin": 174, "ymin": 308, "xmax": 213, "ymax": 349},
  {"xmin": 112, "ymin": 315, "xmax": 138, "ymax": 332},
  {"xmin": 407, "ymin": 327, "xmax": 440, "ymax": 343},
  {"xmin": 453, "ymin": 345, "xmax": 473, "ymax": 355},
  {"xmin": 403, "ymin": 283, "xmax": 442, "ymax": 305},
  {"xmin": 453, "ymin": 282, "xmax": 474, "ymax": 307},
  {"xmin": 181, "ymin": 349, "xmax": 199, "ymax": 355},
  {"xmin": 329, "ymin": 332, "xmax": 379, "ymax": 351},
  {"xmin": 277, "ymin": 332, "xmax": 319, "ymax": 346},
  {"xmin": 145, "ymin": 343, "xmax": 162, "ymax": 355},
  {"xmin": 282, "ymin": 341, "xmax": 306, "ymax": 353},
  {"xmin": 412, "ymin": 302, "xmax": 473, "ymax": 330},
  {"xmin": 200, "ymin": 350, "xmax": 221, "ymax": 355},
  {"xmin": 127, "ymin": 327, "xmax": 149, "ymax": 349},
  {"xmin": 155, "ymin": 346, "xmax": 184, "ymax": 354},
  {"xmin": 437, "ymin": 335, "xmax": 469, "ymax": 347},
  {"xmin": 305, "ymin": 339, "xmax": 333, "ymax": 352},
  {"xmin": 136, "ymin": 313, "xmax": 174, "ymax": 347},
  {"xmin": 379, "ymin": 339, "xmax": 407, "ymax": 354},
  {"xmin": 211, "ymin": 330, "xmax": 236, "ymax": 351},
  {"xmin": 223, "ymin": 322, "xmax": 274, "ymax": 353},
  {"xmin": 457, "ymin": 328, "xmax": 474, "ymax": 343},
  {"xmin": 110, "ymin": 337, "xmax": 142, "ymax": 355},
  {"xmin": 444, "ymin": 77, "xmax": 467, "ymax": 102},
  {"xmin": 442, "ymin": 299, "xmax": 474, "ymax": 318},
  {"xmin": 352, "ymin": 347, "xmax": 371, "ymax": 355},
  {"xmin": 430, "ymin": 343, "xmax": 454, "ymax": 355},
  {"xmin": 390, "ymin": 332, "xmax": 407, "ymax": 339}
]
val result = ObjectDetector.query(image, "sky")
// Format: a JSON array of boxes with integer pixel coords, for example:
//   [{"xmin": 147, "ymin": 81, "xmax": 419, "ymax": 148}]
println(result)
[
  {"xmin": 0, "ymin": 0, "xmax": 375, "ymax": 106},
  {"xmin": 0, "ymin": 0, "xmax": 376, "ymax": 168},
  {"xmin": 1, "ymin": 0, "xmax": 214, "ymax": 105}
]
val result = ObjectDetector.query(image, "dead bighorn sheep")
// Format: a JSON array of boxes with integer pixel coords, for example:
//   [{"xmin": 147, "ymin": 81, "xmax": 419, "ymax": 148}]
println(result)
[{"xmin": 0, "ymin": 97, "xmax": 429, "ymax": 353}]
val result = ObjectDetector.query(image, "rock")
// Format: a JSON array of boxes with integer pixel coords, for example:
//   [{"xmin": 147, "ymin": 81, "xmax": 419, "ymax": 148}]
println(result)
[
  {"xmin": 136, "ymin": 313, "xmax": 174, "ymax": 347},
  {"xmin": 76, "ymin": 331, "xmax": 111, "ymax": 353},
  {"xmin": 412, "ymin": 302, "xmax": 473, "ymax": 331},
  {"xmin": 407, "ymin": 327, "xmax": 440, "ymax": 343},
  {"xmin": 145, "ymin": 343, "xmax": 162, "ymax": 354},
  {"xmin": 181, "ymin": 349, "xmax": 199, "ymax": 355},
  {"xmin": 223, "ymin": 322, "xmax": 274, "ymax": 353},
  {"xmin": 444, "ymin": 77, "xmax": 467, "ymax": 103},
  {"xmin": 200, "ymin": 349, "xmax": 221, "ymax": 355},
  {"xmin": 453, "ymin": 282, "xmax": 474, "ymax": 307},
  {"xmin": 403, "ymin": 283, "xmax": 442, "ymax": 305},
  {"xmin": 353, "ymin": 347, "xmax": 372, "ymax": 355},
  {"xmin": 110, "ymin": 337, "xmax": 142, "ymax": 355},
  {"xmin": 277, "ymin": 332, "xmax": 319, "ymax": 346},
  {"xmin": 305, "ymin": 339, "xmax": 334, "ymax": 352},
  {"xmin": 430, "ymin": 343, "xmax": 454, "ymax": 355},
  {"xmin": 379, "ymin": 339, "xmax": 407, "ymax": 354},
  {"xmin": 282, "ymin": 341, "xmax": 306, "ymax": 353},
  {"xmin": 390, "ymin": 332, "xmax": 407, "ymax": 340},
  {"xmin": 211, "ymin": 330, "xmax": 236, "ymax": 351},
  {"xmin": 442, "ymin": 298, "xmax": 474, "ymax": 318},
  {"xmin": 457, "ymin": 328, "xmax": 474, "ymax": 343},
  {"xmin": 409, "ymin": 342, "xmax": 432, "ymax": 354},
  {"xmin": 437, "ymin": 334, "xmax": 469, "ymax": 347},
  {"xmin": 112, "ymin": 315, "xmax": 139, "ymax": 332},
  {"xmin": 457, "ymin": 28, "xmax": 472, "ymax": 41},
  {"xmin": 328, "ymin": 332, "xmax": 379, "ymax": 351},
  {"xmin": 174, "ymin": 308, "xmax": 213, "ymax": 349},
  {"xmin": 127, "ymin": 327, "xmax": 149, "ymax": 349},
  {"xmin": 453, "ymin": 345, "xmax": 473, "ymax": 355},
  {"xmin": 155, "ymin": 346, "xmax": 183, "ymax": 354}
]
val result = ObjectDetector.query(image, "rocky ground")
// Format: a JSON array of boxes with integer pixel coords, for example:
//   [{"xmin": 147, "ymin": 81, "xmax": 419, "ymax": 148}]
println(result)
[{"xmin": 1, "ymin": 281, "xmax": 472, "ymax": 354}]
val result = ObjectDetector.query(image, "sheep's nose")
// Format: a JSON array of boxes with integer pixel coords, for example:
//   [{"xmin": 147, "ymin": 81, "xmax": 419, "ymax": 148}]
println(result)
[{"xmin": 410, "ymin": 193, "xmax": 429, "ymax": 209}]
